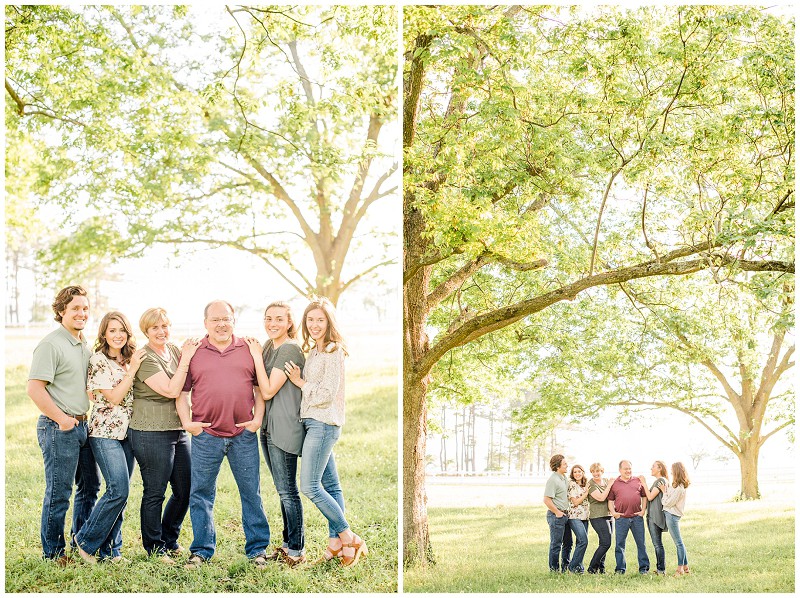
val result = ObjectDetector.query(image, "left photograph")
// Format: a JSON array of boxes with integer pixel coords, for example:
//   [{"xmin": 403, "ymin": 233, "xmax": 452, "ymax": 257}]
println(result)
[{"xmin": 5, "ymin": 4, "xmax": 399, "ymax": 593}]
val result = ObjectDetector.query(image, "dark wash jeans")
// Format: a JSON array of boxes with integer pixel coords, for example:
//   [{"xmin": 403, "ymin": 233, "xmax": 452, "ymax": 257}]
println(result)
[
  {"xmin": 647, "ymin": 516, "xmax": 666, "ymax": 572},
  {"xmin": 545, "ymin": 511, "xmax": 571, "ymax": 572},
  {"xmin": 36, "ymin": 415, "xmax": 101, "ymax": 559},
  {"xmin": 75, "ymin": 436, "xmax": 134, "ymax": 557},
  {"xmin": 588, "ymin": 516, "xmax": 613, "ymax": 573},
  {"xmin": 614, "ymin": 515, "xmax": 650, "ymax": 573},
  {"xmin": 261, "ymin": 431, "xmax": 304, "ymax": 556},
  {"xmin": 129, "ymin": 429, "xmax": 191, "ymax": 554}
]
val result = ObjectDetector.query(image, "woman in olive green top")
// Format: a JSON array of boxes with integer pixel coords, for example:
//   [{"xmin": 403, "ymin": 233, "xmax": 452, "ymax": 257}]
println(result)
[
  {"xmin": 129, "ymin": 308, "xmax": 199, "ymax": 562},
  {"xmin": 586, "ymin": 462, "xmax": 615, "ymax": 574}
]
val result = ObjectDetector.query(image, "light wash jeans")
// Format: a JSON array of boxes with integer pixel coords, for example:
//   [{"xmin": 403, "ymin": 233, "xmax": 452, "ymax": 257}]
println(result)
[
  {"xmin": 75, "ymin": 436, "xmax": 134, "ymax": 557},
  {"xmin": 568, "ymin": 518, "xmax": 589, "ymax": 572},
  {"xmin": 665, "ymin": 511, "xmax": 688, "ymax": 566},
  {"xmin": 614, "ymin": 515, "xmax": 650, "ymax": 574},
  {"xmin": 299, "ymin": 419, "xmax": 348, "ymax": 537},
  {"xmin": 188, "ymin": 430, "xmax": 270, "ymax": 560}
]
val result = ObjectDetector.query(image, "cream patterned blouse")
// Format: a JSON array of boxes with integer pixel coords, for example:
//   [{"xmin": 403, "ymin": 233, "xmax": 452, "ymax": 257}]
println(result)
[
  {"xmin": 86, "ymin": 352, "xmax": 134, "ymax": 440},
  {"xmin": 300, "ymin": 343, "xmax": 346, "ymax": 427},
  {"xmin": 568, "ymin": 480, "xmax": 590, "ymax": 520}
]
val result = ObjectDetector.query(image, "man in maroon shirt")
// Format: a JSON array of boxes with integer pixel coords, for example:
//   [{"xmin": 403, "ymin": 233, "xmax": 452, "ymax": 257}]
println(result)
[
  {"xmin": 607, "ymin": 460, "xmax": 650, "ymax": 574},
  {"xmin": 177, "ymin": 300, "xmax": 270, "ymax": 569}
]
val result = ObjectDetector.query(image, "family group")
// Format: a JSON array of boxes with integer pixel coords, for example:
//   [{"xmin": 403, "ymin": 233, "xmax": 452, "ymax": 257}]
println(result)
[
  {"xmin": 27, "ymin": 285, "xmax": 367, "ymax": 570},
  {"xmin": 544, "ymin": 456, "xmax": 690, "ymax": 576}
]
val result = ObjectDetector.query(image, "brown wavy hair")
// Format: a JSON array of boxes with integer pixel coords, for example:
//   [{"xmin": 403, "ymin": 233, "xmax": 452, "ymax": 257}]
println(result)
[
  {"xmin": 671, "ymin": 462, "xmax": 691, "ymax": 488},
  {"xmin": 301, "ymin": 297, "xmax": 347, "ymax": 354},
  {"xmin": 654, "ymin": 460, "xmax": 669, "ymax": 479},
  {"xmin": 52, "ymin": 285, "xmax": 88, "ymax": 323},
  {"xmin": 549, "ymin": 454, "xmax": 565, "ymax": 472},
  {"xmin": 570, "ymin": 464, "xmax": 587, "ymax": 488},
  {"xmin": 94, "ymin": 311, "xmax": 137, "ymax": 364},
  {"xmin": 264, "ymin": 301, "xmax": 297, "ymax": 339}
]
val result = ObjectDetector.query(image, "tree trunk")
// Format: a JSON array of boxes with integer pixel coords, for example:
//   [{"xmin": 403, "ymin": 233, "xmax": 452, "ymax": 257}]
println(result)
[
  {"xmin": 736, "ymin": 439, "xmax": 761, "ymax": 499},
  {"xmin": 402, "ymin": 373, "xmax": 433, "ymax": 565}
]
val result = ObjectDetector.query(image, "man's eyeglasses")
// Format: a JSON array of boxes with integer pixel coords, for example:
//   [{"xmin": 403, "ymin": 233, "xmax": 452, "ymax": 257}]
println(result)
[{"xmin": 208, "ymin": 317, "xmax": 234, "ymax": 324}]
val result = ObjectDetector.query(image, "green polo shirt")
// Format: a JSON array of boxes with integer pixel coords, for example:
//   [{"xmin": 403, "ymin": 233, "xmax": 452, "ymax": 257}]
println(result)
[
  {"xmin": 544, "ymin": 471, "xmax": 569, "ymax": 511},
  {"xmin": 29, "ymin": 325, "xmax": 92, "ymax": 416}
]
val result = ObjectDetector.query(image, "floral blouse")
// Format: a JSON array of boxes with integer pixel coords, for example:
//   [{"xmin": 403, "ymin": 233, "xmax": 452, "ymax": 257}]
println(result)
[
  {"xmin": 86, "ymin": 352, "xmax": 134, "ymax": 440},
  {"xmin": 567, "ymin": 480, "xmax": 590, "ymax": 520},
  {"xmin": 300, "ymin": 343, "xmax": 346, "ymax": 427}
]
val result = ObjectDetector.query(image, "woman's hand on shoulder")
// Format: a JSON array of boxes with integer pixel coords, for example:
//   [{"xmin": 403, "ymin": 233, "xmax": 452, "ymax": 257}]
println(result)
[
  {"xmin": 180, "ymin": 337, "xmax": 201, "ymax": 360},
  {"xmin": 129, "ymin": 348, "xmax": 148, "ymax": 371},
  {"xmin": 244, "ymin": 336, "xmax": 263, "ymax": 359}
]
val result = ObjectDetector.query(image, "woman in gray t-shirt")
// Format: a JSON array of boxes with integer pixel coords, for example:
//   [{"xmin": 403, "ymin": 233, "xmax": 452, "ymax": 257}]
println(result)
[
  {"xmin": 246, "ymin": 301, "xmax": 307, "ymax": 567},
  {"xmin": 640, "ymin": 460, "xmax": 669, "ymax": 574}
]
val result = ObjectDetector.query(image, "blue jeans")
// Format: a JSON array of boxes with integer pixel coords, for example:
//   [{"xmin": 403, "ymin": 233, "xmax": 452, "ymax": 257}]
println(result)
[
  {"xmin": 545, "ymin": 511, "xmax": 570, "ymax": 572},
  {"xmin": 647, "ymin": 516, "xmax": 666, "ymax": 572},
  {"xmin": 664, "ymin": 512, "xmax": 688, "ymax": 566},
  {"xmin": 588, "ymin": 516, "xmax": 613, "ymax": 573},
  {"xmin": 614, "ymin": 515, "xmax": 649, "ymax": 573},
  {"xmin": 36, "ymin": 415, "xmax": 101, "ymax": 559},
  {"xmin": 568, "ymin": 519, "xmax": 589, "ymax": 572},
  {"xmin": 129, "ymin": 429, "xmax": 191, "ymax": 554},
  {"xmin": 188, "ymin": 430, "xmax": 270, "ymax": 560},
  {"xmin": 75, "ymin": 437, "xmax": 134, "ymax": 557},
  {"xmin": 261, "ymin": 431, "xmax": 304, "ymax": 556},
  {"xmin": 299, "ymin": 419, "xmax": 348, "ymax": 537}
]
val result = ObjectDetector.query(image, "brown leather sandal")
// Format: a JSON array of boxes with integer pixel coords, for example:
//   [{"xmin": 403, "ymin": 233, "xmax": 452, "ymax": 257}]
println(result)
[
  {"xmin": 340, "ymin": 535, "xmax": 368, "ymax": 567},
  {"xmin": 314, "ymin": 544, "xmax": 343, "ymax": 564}
]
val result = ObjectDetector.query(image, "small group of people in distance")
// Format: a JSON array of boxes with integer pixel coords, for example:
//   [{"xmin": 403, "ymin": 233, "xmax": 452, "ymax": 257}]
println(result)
[
  {"xmin": 27, "ymin": 285, "xmax": 367, "ymax": 570},
  {"xmin": 544, "ymin": 455, "xmax": 690, "ymax": 576}
]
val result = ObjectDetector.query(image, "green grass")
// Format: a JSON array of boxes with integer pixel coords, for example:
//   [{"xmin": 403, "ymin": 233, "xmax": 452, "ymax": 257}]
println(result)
[
  {"xmin": 404, "ymin": 503, "xmax": 794, "ymax": 592},
  {"xmin": 5, "ymin": 364, "xmax": 398, "ymax": 593}
]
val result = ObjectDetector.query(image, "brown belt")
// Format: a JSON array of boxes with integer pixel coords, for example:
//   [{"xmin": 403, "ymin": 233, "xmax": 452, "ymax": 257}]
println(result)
[{"xmin": 70, "ymin": 414, "xmax": 88, "ymax": 421}]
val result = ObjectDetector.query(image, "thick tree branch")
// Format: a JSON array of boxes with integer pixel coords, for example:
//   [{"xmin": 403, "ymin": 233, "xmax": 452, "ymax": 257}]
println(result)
[{"xmin": 417, "ymin": 254, "xmax": 794, "ymax": 376}]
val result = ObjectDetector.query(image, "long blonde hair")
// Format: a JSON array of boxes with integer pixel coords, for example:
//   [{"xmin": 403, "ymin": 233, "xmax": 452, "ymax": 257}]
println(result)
[
  {"xmin": 301, "ymin": 297, "xmax": 347, "ymax": 354},
  {"xmin": 671, "ymin": 462, "xmax": 690, "ymax": 488}
]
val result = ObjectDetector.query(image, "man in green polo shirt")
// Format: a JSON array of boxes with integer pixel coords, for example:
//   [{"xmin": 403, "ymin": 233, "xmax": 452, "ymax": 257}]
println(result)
[
  {"xmin": 27, "ymin": 285, "xmax": 100, "ymax": 564},
  {"xmin": 543, "ymin": 453, "xmax": 571, "ymax": 572}
]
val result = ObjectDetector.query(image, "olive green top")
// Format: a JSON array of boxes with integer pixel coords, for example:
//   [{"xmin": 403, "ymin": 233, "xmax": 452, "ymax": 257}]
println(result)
[
  {"xmin": 130, "ymin": 343, "xmax": 183, "ymax": 431},
  {"xmin": 588, "ymin": 479, "xmax": 610, "ymax": 519}
]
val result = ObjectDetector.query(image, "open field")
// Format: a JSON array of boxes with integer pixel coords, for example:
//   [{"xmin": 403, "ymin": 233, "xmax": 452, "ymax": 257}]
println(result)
[
  {"xmin": 404, "ymin": 499, "xmax": 794, "ymax": 593},
  {"xmin": 5, "ymin": 361, "xmax": 398, "ymax": 593}
]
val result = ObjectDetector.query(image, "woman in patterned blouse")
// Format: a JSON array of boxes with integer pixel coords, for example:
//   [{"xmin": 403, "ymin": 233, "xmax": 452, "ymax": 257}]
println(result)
[
  {"xmin": 566, "ymin": 464, "xmax": 592, "ymax": 573},
  {"xmin": 284, "ymin": 297, "xmax": 368, "ymax": 567},
  {"xmin": 75, "ymin": 312, "xmax": 146, "ymax": 564}
]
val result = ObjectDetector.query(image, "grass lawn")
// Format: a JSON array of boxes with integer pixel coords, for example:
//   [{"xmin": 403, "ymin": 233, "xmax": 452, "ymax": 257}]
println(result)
[
  {"xmin": 5, "ymin": 363, "xmax": 398, "ymax": 593},
  {"xmin": 404, "ymin": 502, "xmax": 794, "ymax": 592}
]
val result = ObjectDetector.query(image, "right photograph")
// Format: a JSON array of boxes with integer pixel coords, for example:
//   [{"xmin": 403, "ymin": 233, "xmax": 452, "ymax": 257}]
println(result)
[{"xmin": 402, "ymin": 4, "xmax": 794, "ymax": 593}]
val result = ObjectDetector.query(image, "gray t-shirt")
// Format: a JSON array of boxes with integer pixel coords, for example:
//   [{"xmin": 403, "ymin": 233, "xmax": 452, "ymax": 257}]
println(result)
[
  {"xmin": 647, "ymin": 476, "xmax": 668, "ymax": 530},
  {"xmin": 544, "ymin": 472, "xmax": 569, "ymax": 511},
  {"xmin": 29, "ymin": 325, "xmax": 91, "ymax": 416},
  {"xmin": 261, "ymin": 340, "xmax": 306, "ymax": 455}
]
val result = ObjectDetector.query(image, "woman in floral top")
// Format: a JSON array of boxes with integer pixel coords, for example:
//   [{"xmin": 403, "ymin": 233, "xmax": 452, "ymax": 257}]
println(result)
[
  {"xmin": 566, "ymin": 464, "xmax": 592, "ymax": 573},
  {"xmin": 75, "ymin": 312, "xmax": 146, "ymax": 564},
  {"xmin": 284, "ymin": 297, "xmax": 367, "ymax": 567}
]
